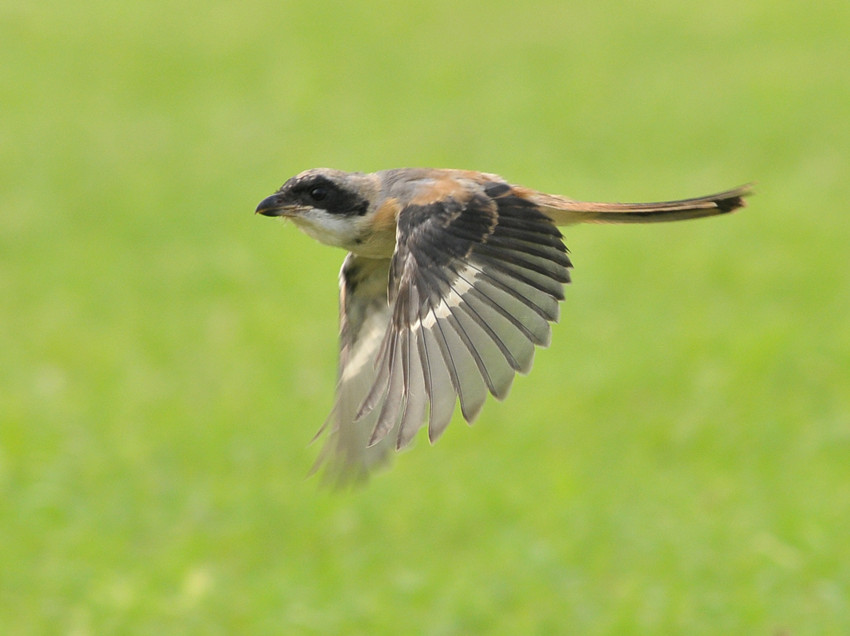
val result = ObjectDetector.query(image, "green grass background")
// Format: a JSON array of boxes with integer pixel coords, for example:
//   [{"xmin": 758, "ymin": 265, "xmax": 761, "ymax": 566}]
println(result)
[{"xmin": 2, "ymin": 0, "xmax": 849, "ymax": 633}]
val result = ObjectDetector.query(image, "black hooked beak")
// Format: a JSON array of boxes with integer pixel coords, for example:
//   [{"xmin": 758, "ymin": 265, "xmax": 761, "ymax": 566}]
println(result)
[{"xmin": 255, "ymin": 193, "xmax": 296, "ymax": 217}]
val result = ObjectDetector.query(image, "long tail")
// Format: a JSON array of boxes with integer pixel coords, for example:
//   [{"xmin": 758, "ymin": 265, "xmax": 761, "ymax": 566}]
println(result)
[{"xmin": 526, "ymin": 183, "xmax": 753, "ymax": 226}]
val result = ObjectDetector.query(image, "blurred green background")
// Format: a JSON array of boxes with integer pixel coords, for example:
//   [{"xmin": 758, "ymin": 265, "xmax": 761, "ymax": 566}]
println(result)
[{"xmin": 2, "ymin": 0, "xmax": 848, "ymax": 633}]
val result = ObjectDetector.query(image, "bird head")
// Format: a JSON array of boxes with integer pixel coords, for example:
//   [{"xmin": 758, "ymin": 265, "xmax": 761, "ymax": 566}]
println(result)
[{"xmin": 255, "ymin": 168, "xmax": 380, "ymax": 250}]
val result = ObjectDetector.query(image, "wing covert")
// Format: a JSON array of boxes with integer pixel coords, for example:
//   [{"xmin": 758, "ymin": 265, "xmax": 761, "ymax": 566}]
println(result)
[{"xmin": 361, "ymin": 177, "xmax": 571, "ymax": 450}]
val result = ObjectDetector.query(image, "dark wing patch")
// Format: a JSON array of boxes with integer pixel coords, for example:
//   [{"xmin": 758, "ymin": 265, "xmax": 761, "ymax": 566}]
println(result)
[{"xmin": 360, "ymin": 179, "xmax": 571, "ymax": 450}]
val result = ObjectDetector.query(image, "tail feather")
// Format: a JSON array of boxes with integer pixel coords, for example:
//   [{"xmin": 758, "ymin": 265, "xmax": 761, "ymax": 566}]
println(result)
[{"xmin": 528, "ymin": 184, "xmax": 753, "ymax": 226}]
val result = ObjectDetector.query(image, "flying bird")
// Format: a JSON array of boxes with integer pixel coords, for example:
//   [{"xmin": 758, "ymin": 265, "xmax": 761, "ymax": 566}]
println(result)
[{"xmin": 256, "ymin": 168, "xmax": 750, "ymax": 484}]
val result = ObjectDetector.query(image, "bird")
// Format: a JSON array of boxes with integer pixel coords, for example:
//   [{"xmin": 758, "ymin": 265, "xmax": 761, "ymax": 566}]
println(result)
[{"xmin": 256, "ymin": 168, "xmax": 751, "ymax": 484}]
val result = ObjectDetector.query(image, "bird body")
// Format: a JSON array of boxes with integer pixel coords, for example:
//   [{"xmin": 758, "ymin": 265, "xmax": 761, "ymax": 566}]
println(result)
[{"xmin": 257, "ymin": 168, "xmax": 750, "ymax": 484}]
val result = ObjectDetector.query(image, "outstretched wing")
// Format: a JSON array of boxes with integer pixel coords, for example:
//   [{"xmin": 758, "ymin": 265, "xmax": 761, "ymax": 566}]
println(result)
[
  {"xmin": 359, "ymin": 177, "xmax": 571, "ymax": 452},
  {"xmin": 312, "ymin": 253, "xmax": 395, "ymax": 485}
]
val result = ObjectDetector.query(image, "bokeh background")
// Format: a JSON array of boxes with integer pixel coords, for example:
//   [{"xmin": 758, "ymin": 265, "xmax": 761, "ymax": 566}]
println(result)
[{"xmin": 3, "ymin": 0, "xmax": 848, "ymax": 633}]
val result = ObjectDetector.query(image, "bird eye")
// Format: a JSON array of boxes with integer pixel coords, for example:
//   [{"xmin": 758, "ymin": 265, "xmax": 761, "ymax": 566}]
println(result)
[{"xmin": 309, "ymin": 186, "xmax": 328, "ymax": 202}]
